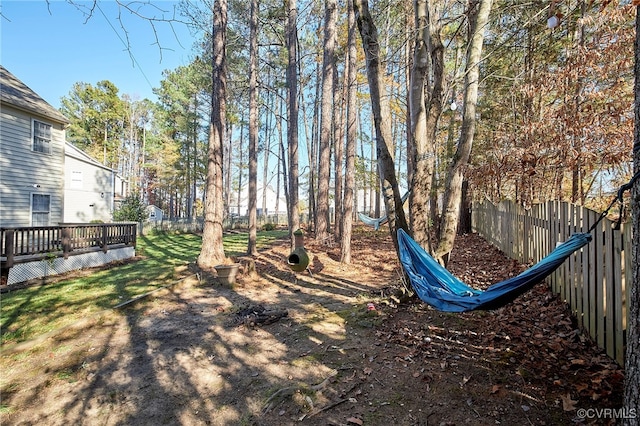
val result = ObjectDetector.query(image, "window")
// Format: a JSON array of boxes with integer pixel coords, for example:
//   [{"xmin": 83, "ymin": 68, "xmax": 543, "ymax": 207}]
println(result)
[
  {"xmin": 32, "ymin": 194, "xmax": 50, "ymax": 226},
  {"xmin": 33, "ymin": 120, "xmax": 52, "ymax": 153}
]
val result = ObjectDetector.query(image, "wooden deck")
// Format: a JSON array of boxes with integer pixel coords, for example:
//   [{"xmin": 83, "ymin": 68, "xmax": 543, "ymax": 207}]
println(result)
[{"xmin": 1, "ymin": 223, "xmax": 137, "ymax": 285}]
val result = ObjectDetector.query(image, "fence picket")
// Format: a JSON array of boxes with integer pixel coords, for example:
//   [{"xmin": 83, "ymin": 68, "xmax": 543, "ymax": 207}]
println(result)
[
  {"xmin": 560, "ymin": 202, "xmax": 569, "ymax": 303},
  {"xmin": 613, "ymin": 227, "xmax": 624, "ymax": 365},
  {"xmin": 604, "ymin": 224, "xmax": 615, "ymax": 360},
  {"xmin": 571, "ymin": 204, "xmax": 581, "ymax": 321},
  {"xmin": 624, "ymin": 223, "xmax": 632, "ymax": 333},
  {"xmin": 472, "ymin": 199, "xmax": 629, "ymax": 365}
]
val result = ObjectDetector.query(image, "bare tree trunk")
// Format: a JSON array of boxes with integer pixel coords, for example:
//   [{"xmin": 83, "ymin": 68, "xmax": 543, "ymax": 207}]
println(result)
[
  {"xmin": 360, "ymin": 132, "xmax": 367, "ymax": 214},
  {"xmin": 247, "ymin": 0, "xmax": 258, "ymax": 255},
  {"xmin": 372, "ymin": 134, "xmax": 379, "ymax": 218},
  {"xmin": 341, "ymin": 0, "xmax": 357, "ymax": 264},
  {"xmin": 286, "ymin": 0, "xmax": 300, "ymax": 242},
  {"xmin": 435, "ymin": 0, "xmax": 492, "ymax": 264},
  {"xmin": 353, "ymin": 0, "xmax": 408, "ymax": 251},
  {"xmin": 316, "ymin": 0, "xmax": 337, "ymax": 243},
  {"xmin": 236, "ymin": 120, "xmax": 244, "ymax": 216},
  {"xmin": 191, "ymin": 98, "xmax": 198, "ymax": 220},
  {"xmin": 262, "ymin": 70, "xmax": 272, "ymax": 219},
  {"xmin": 224, "ymin": 121, "xmax": 232, "ymax": 216},
  {"xmin": 409, "ymin": 0, "xmax": 444, "ymax": 250},
  {"xmin": 198, "ymin": 0, "xmax": 228, "ymax": 268},
  {"xmin": 300, "ymin": 83, "xmax": 315, "ymax": 229},
  {"xmin": 334, "ymin": 65, "xmax": 346, "ymax": 242},
  {"xmin": 623, "ymin": 6, "xmax": 640, "ymax": 423},
  {"xmin": 306, "ymin": 58, "xmax": 321, "ymax": 233},
  {"xmin": 404, "ymin": 6, "xmax": 415, "ymax": 203},
  {"xmin": 277, "ymin": 88, "xmax": 288, "ymax": 222}
]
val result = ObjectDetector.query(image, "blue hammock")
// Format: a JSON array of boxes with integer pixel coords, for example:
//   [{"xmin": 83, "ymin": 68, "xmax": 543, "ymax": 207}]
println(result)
[
  {"xmin": 397, "ymin": 228, "xmax": 592, "ymax": 312},
  {"xmin": 359, "ymin": 192, "xmax": 411, "ymax": 230},
  {"xmin": 358, "ymin": 212, "xmax": 387, "ymax": 230}
]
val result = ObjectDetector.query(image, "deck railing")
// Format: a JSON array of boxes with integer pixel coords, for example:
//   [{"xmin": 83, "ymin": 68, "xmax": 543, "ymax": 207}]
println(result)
[{"xmin": 1, "ymin": 223, "xmax": 137, "ymax": 275}]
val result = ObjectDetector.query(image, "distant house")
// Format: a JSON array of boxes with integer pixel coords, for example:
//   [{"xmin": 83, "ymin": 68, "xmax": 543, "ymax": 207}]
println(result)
[
  {"xmin": 0, "ymin": 65, "xmax": 69, "ymax": 227},
  {"xmin": 63, "ymin": 142, "xmax": 116, "ymax": 223},
  {"xmin": 228, "ymin": 183, "xmax": 288, "ymax": 217},
  {"xmin": 146, "ymin": 205, "xmax": 164, "ymax": 222}
]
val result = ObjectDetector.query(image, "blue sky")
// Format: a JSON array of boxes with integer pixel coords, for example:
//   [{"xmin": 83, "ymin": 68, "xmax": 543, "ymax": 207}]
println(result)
[{"xmin": 1, "ymin": 1, "xmax": 197, "ymax": 109}]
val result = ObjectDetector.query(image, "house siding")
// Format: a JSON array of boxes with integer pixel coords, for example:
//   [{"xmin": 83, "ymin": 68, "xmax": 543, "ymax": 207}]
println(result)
[
  {"xmin": 0, "ymin": 106, "xmax": 65, "ymax": 227},
  {"xmin": 63, "ymin": 147, "xmax": 115, "ymax": 223}
]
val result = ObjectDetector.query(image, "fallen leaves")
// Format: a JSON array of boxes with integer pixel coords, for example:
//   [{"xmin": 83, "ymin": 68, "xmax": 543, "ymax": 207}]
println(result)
[
  {"xmin": 371, "ymin": 232, "xmax": 624, "ymax": 421},
  {"xmin": 460, "ymin": 375, "xmax": 472, "ymax": 388},
  {"xmin": 561, "ymin": 393, "xmax": 578, "ymax": 411},
  {"xmin": 267, "ymin": 231, "xmax": 623, "ymax": 424}
]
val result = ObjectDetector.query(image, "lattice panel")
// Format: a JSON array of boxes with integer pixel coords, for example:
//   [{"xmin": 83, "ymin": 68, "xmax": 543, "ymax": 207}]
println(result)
[{"xmin": 7, "ymin": 247, "xmax": 135, "ymax": 285}]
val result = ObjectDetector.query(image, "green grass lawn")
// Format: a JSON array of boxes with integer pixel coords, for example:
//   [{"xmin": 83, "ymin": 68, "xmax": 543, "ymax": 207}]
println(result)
[{"xmin": 0, "ymin": 229, "xmax": 288, "ymax": 346}]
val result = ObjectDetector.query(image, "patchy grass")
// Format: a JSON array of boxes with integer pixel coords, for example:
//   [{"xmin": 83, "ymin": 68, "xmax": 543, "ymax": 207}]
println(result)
[
  {"xmin": 0, "ymin": 229, "xmax": 288, "ymax": 346},
  {"xmin": 222, "ymin": 229, "xmax": 289, "ymax": 255}
]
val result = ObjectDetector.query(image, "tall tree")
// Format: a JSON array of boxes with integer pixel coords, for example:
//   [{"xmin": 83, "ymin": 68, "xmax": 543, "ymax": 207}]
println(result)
[
  {"xmin": 286, "ymin": 0, "xmax": 300, "ymax": 242},
  {"xmin": 334, "ymin": 65, "xmax": 345, "ymax": 242},
  {"xmin": 408, "ymin": 0, "xmax": 445, "ymax": 250},
  {"xmin": 624, "ymin": 4, "xmax": 640, "ymax": 421},
  {"xmin": 60, "ymin": 80, "xmax": 127, "ymax": 169},
  {"xmin": 153, "ymin": 62, "xmax": 208, "ymax": 218},
  {"xmin": 353, "ymin": 0, "xmax": 408, "ymax": 250},
  {"xmin": 247, "ymin": 0, "xmax": 259, "ymax": 255},
  {"xmin": 316, "ymin": 0, "xmax": 337, "ymax": 242},
  {"xmin": 198, "ymin": 0, "xmax": 228, "ymax": 268},
  {"xmin": 434, "ymin": 0, "xmax": 493, "ymax": 264},
  {"xmin": 340, "ymin": 0, "xmax": 357, "ymax": 264}
]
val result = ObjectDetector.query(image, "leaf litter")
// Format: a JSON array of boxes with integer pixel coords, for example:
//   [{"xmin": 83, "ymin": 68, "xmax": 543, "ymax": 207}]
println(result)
[{"xmin": 0, "ymin": 229, "xmax": 624, "ymax": 425}]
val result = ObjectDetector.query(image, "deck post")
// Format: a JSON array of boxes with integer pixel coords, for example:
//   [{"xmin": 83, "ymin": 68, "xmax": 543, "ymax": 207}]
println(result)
[
  {"xmin": 61, "ymin": 227, "xmax": 72, "ymax": 259},
  {"xmin": 131, "ymin": 223, "xmax": 137, "ymax": 247},
  {"xmin": 1, "ymin": 230, "xmax": 15, "ymax": 286},
  {"xmin": 3, "ymin": 230, "xmax": 15, "ymax": 269},
  {"xmin": 102, "ymin": 224, "xmax": 108, "ymax": 253}
]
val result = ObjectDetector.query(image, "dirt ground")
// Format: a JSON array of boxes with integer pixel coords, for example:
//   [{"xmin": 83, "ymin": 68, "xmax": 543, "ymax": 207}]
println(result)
[{"xmin": 0, "ymin": 228, "xmax": 624, "ymax": 425}]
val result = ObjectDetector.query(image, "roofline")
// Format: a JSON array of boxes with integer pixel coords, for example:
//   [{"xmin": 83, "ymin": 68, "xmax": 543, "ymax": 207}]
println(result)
[
  {"xmin": 65, "ymin": 142, "xmax": 117, "ymax": 173},
  {"xmin": 1, "ymin": 101, "xmax": 70, "ymax": 126}
]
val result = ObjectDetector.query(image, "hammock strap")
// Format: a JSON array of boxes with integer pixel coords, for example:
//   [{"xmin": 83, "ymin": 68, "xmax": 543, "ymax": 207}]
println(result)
[{"xmin": 587, "ymin": 169, "xmax": 640, "ymax": 233}]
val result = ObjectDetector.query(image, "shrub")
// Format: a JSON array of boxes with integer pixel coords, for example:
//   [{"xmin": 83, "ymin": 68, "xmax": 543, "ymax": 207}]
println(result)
[
  {"xmin": 262, "ymin": 223, "xmax": 276, "ymax": 231},
  {"xmin": 113, "ymin": 193, "xmax": 146, "ymax": 222}
]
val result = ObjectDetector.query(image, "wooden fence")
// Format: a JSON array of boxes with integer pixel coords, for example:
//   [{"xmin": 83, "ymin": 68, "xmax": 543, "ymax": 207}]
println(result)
[{"xmin": 472, "ymin": 199, "xmax": 630, "ymax": 365}]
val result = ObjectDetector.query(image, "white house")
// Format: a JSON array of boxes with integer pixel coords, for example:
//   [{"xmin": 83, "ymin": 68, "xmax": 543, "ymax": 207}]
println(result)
[
  {"xmin": 146, "ymin": 204, "xmax": 164, "ymax": 222},
  {"xmin": 0, "ymin": 65, "xmax": 69, "ymax": 227},
  {"xmin": 63, "ymin": 142, "xmax": 116, "ymax": 223},
  {"xmin": 0, "ymin": 67, "xmax": 138, "ymax": 286},
  {"xmin": 228, "ymin": 183, "xmax": 288, "ymax": 217}
]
